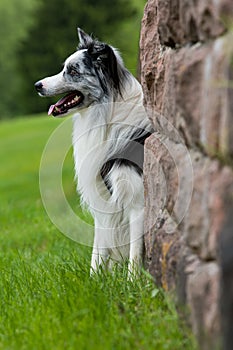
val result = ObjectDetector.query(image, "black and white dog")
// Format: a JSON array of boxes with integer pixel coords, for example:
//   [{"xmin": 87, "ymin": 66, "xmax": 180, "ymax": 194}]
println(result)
[{"xmin": 35, "ymin": 29, "xmax": 152, "ymax": 275}]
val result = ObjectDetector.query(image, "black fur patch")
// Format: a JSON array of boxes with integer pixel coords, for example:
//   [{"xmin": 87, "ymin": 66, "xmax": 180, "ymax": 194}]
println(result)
[
  {"xmin": 79, "ymin": 39, "xmax": 128, "ymax": 98},
  {"xmin": 82, "ymin": 52, "xmax": 93, "ymax": 71},
  {"xmin": 100, "ymin": 130, "xmax": 152, "ymax": 193}
]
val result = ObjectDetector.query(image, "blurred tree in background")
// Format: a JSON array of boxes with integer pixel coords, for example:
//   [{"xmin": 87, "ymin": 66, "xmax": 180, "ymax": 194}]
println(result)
[
  {"xmin": 0, "ymin": 0, "xmax": 39, "ymax": 118},
  {"xmin": 0, "ymin": 0, "xmax": 145, "ymax": 119}
]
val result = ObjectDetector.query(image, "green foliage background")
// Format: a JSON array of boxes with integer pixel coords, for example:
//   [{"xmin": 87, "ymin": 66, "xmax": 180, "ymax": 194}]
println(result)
[
  {"xmin": 0, "ymin": 0, "xmax": 39, "ymax": 118},
  {"xmin": 0, "ymin": 0, "xmax": 146, "ymax": 119}
]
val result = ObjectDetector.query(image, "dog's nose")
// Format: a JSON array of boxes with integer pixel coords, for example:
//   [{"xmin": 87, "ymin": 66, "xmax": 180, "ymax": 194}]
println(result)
[{"xmin": 35, "ymin": 81, "xmax": 43, "ymax": 92}]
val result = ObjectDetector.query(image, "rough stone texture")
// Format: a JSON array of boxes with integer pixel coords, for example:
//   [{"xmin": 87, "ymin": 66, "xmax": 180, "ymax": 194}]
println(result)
[{"xmin": 140, "ymin": 0, "xmax": 233, "ymax": 348}]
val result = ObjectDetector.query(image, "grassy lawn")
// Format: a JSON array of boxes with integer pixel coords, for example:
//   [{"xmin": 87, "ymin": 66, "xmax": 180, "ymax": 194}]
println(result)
[{"xmin": 0, "ymin": 115, "xmax": 196, "ymax": 350}]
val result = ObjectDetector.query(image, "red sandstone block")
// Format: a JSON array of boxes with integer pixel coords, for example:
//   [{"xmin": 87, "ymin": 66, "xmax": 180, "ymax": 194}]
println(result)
[
  {"xmin": 141, "ymin": 36, "xmax": 233, "ymax": 158},
  {"xmin": 141, "ymin": 0, "xmax": 232, "ymax": 49},
  {"xmin": 183, "ymin": 153, "xmax": 233, "ymax": 259},
  {"xmin": 186, "ymin": 261, "xmax": 220, "ymax": 347}
]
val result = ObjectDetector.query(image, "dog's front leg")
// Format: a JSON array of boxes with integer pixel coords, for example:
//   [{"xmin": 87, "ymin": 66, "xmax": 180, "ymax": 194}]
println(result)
[
  {"xmin": 128, "ymin": 209, "xmax": 144, "ymax": 277},
  {"xmin": 90, "ymin": 225, "xmax": 110, "ymax": 275}
]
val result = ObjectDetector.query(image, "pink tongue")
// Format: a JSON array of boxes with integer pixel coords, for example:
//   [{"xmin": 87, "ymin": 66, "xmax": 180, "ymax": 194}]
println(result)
[{"xmin": 48, "ymin": 104, "xmax": 55, "ymax": 116}]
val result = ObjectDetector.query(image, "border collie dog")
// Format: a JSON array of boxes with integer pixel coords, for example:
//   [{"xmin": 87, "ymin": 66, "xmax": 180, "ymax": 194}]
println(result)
[{"xmin": 35, "ymin": 28, "xmax": 152, "ymax": 275}]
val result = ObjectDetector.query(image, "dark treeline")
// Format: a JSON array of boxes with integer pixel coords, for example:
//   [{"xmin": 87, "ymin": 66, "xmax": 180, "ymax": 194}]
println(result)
[{"xmin": 0, "ymin": 0, "xmax": 145, "ymax": 119}]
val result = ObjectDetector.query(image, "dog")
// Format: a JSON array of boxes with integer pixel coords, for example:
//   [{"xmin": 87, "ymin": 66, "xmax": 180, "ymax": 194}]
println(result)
[{"xmin": 35, "ymin": 28, "xmax": 152, "ymax": 275}]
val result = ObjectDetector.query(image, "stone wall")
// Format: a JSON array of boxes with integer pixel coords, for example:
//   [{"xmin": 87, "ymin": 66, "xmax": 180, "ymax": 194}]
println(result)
[{"xmin": 140, "ymin": 1, "xmax": 233, "ymax": 348}]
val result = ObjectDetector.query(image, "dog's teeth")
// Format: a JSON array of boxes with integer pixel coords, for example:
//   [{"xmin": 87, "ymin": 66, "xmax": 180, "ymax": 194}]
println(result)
[
  {"xmin": 73, "ymin": 96, "xmax": 80, "ymax": 103},
  {"xmin": 62, "ymin": 95, "xmax": 80, "ymax": 110}
]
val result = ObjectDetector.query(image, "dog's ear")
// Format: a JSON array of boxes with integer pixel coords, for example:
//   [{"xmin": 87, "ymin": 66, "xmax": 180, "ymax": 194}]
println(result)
[
  {"xmin": 87, "ymin": 43, "xmax": 108, "ymax": 62},
  {"xmin": 88, "ymin": 44, "xmax": 121, "ymax": 93},
  {"xmin": 77, "ymin": 28, "xmax": 93, "ymax": 47},
  {"xmin": 88, "ymin": 44, "xmax": 116, "ymax": 73}
]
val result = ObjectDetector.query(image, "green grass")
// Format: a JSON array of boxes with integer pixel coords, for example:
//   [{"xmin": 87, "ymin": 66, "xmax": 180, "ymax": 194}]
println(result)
[{"xmin": 0, "ymin": 115, "xmax": 196, "ymax": 350}]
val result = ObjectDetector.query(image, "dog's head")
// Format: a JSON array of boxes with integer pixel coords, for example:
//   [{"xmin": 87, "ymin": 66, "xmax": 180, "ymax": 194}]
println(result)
[{"xmin": 35, "ymin": 28, "xmax": 128, "ymax": 117}]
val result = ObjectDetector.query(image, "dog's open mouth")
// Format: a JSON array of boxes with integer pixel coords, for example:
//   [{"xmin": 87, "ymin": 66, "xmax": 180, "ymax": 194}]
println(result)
[{"xmin": 48, "ymin": 91, "xmax": 84, "ymax": 117}]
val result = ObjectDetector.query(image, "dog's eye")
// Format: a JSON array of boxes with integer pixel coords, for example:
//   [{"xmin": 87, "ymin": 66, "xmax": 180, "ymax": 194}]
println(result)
[
  {"xmin": 70, "ymin": 69, "xmax": 77, "ymax": 76},
  {"xmin": 67, "ymin": 66, "xmax": 78, "ymax": 76}
]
